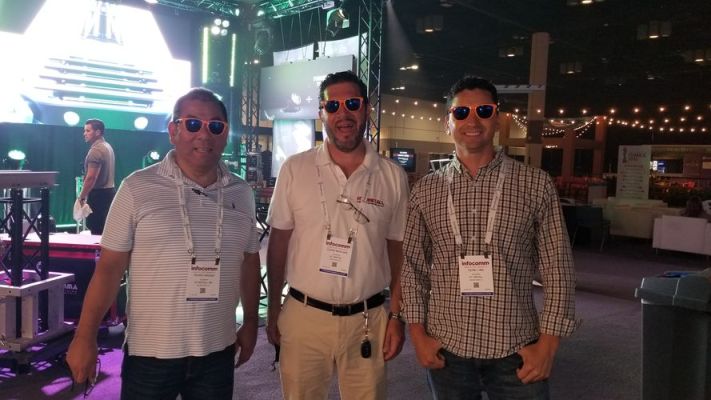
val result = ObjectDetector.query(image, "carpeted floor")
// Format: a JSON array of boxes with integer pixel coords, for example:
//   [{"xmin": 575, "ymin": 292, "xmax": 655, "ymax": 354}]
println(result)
[{"xmin": 0, "ymin": 236, "xmax": 708, "ymax": 399}]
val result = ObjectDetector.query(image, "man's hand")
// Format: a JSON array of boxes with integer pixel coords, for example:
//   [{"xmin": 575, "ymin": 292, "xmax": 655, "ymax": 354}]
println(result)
[
  {"xmin": 409, "ymin": 323, "xmax": 445, "ymax": 369},
  {"xmin": 66, "ymin": 336, "xmax": 99, "ymax": 384},
  {"xmin": 266, "ymin": 305, "xmax": 281, "ymax": 346},
  {"xmin": 382, "ymin": 318, "xmax": 405, "ymax": 361},
  {"xmin": 516, "ymin": 334, "xmax": 560, "ymax": 384},
  {"xmin": 235, "ymin": 318, "xmax": 258, "ymax": 368}
]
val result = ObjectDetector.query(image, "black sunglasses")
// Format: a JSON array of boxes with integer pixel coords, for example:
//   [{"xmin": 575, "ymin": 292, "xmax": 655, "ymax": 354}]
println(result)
[
  {"xmin": 320, "ymin": 97, "xmax": 364, "ymax": 114},
  {"xmin": 174, "ymin": 118, "xmax": 228, "ymax": 135},
  {"xmin": 65, "ymin": 356, "xmax": 101, "ymax": 398},
  {"xmin": 448, "ymin": 104, "xmax": 498, "ymax": 120}
]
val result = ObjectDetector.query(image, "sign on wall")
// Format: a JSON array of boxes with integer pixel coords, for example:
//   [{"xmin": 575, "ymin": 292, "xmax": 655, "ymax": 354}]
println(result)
[{"xmin": 616, "ymin": 145, "xmax": 651, "ymax": 200}]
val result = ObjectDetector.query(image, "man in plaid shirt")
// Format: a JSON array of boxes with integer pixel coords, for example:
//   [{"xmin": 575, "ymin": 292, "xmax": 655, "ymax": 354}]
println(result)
[{"xmin": 401, "ymin": 76, "xmax": 577, "ymax": 399}]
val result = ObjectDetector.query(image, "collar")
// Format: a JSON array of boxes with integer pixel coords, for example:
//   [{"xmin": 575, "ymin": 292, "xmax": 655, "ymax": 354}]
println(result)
[
  {"xmin": 156, "ymin": 149, "xmax": 234, "ymax": 188},
  {"xmin": 89, "ymin": 136, "xmax": 106, "ymax": 148},
  {"xmin": 449, "ymin": 148, "xmax": 505, "ymax": 178},
  {"xmin": 315, "ymin": 137, "xmax": 380, "ymax": 173}
]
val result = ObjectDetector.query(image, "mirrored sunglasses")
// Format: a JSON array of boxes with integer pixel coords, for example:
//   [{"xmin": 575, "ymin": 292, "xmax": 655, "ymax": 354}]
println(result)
[
  {"xmin": 320, "ymin": 97, "xmax": 364, "ymax": 114},
  {"xmin": 448, "ymin": 104, "xmax": 498, "ymax": 120},
  {"xmin": 174, "ymin": 118, "xmax": 228, "ymax": 135}
]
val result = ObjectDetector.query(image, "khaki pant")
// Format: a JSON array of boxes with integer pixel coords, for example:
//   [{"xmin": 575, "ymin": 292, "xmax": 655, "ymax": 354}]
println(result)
[{"xmin": 277, "ymin": 295, "xmax": 388, "ymax": 400}]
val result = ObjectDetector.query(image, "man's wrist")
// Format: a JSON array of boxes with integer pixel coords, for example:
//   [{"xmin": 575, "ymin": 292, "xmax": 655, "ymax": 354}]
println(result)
[{"xmin": 388, "ymin": 311, "xmax": 405, "ymax": 323}]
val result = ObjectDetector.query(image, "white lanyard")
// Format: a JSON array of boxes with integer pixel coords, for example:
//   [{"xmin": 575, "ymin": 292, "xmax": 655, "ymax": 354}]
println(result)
[
  {"xmin": 175, "ymin": 172, "xmax": 224, "ymax": 265},
  {"xmin": 316, "ymin": 165, "xmax": 372, "ymax": 241},
  {"xmin": 447, "ymin": 158, "xmax": 509, "ymax": 258}
]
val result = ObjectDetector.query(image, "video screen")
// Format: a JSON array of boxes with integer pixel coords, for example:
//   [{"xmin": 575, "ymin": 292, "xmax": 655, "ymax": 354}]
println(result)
[
  {"xmin": 390, "ymin": 148, "xmax": 416, "ymax": 173},
  {"xmin": 259, "ymin": 55, "xmax": 355, "ymax": 121},
  {"xmin": 0, "ymin": 0, "xmax": 192, "ymax": 131},
  {"xmin": 272, "ymin": 119, "xmax": 315, "ymax": 178},
  {"xmin": 651, "ymin": 159, "xmax": 683, "ymax": 174}
]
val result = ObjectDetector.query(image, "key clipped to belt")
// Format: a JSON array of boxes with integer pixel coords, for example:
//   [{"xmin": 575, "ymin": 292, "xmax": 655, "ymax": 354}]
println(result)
[{"xmin": 360, "ymin": 310, "xmax": 371, "ymax": 358}]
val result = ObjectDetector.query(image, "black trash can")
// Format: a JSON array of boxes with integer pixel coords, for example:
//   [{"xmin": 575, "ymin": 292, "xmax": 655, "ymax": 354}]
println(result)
[{"xmin": 635, "ymin": 270, "xmax": 711, "ymax": 400}]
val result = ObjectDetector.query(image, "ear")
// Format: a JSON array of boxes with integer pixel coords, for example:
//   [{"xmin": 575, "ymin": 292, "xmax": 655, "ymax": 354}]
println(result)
[{"xmin": 168, "ymin": 121, "xmax": 177, "ymax": 145}]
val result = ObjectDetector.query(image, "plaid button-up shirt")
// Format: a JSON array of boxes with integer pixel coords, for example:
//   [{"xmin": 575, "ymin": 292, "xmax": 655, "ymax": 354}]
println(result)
[{"xmin": 402, "ymin": 150, "xmax": 577, "ymax": 359}]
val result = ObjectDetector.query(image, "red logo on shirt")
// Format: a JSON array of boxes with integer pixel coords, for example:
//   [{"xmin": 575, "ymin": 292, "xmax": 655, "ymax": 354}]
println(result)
[{"xmin": 356, "ymin": 196, "xmax": 384, "ymax": 207}]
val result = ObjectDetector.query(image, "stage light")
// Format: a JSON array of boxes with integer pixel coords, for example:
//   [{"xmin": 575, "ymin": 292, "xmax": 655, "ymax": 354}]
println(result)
[
  {"xmin": 326, "ymin": 7, "xmax": 350, "ymax": 37},
  {"xmin": 134, "ymin": 116, "xmax": 149, "ymax": 130},
  {"xmin": 210, "ymin": 25, "xmax": 221, "ymax": 35},
  {"xmin": 6, "ymin": 149, "xmax": 27, "ymax": 170},
  {"xmin": 144, "ymin": 0, "xmax": 158, "ymax": 4},
  {"xmin": 8, "ymin": 150, "xmax": 26, "ymax": 161},
  {"xmin": 222, "ymin": 20, "xmax": 230, "ymax": 28},
  {"xmin": 254, "ymin": 29, "xmax": 272, "ymax": 56},
  {"xmin": 63, "ymin": 111, "xmax": 80, "ymax": 126},
  {"xmin": 142, "ymin": 150, "xmax": 161, "ymax": 168}
]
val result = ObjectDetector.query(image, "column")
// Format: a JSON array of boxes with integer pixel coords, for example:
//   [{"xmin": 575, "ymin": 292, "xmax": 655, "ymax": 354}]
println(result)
[{"xmin": 526, "ymin": 32, "xmax": 550, "ymax": 168}]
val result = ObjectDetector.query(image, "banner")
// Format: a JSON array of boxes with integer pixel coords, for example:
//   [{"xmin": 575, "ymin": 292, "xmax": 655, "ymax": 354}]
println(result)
[{"xmin": 616, "ymin": 145, "xmax": 651, "ymax": 200}]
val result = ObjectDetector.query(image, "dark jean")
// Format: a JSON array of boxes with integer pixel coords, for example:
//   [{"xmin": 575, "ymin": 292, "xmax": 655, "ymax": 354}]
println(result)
[
  {"xmin": 86, "ymin": 187, "xmax": 115, "ymax": 235},
  {"xmin": 428, "ymin": 349, "xmax": 549, "ymax": 400},
  {"xmin": 121, "ymin": 344, "xmax": 235, "ymax": 400}
]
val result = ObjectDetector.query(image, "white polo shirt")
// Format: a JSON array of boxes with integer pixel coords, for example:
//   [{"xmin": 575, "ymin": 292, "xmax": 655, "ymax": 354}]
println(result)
[
  {"xmin": 267, "ymin": 140, "xmax": 408, "ymax": 304},
  {"xmin": 101, "ymin": 150, "xmax": 260, "ymax": 359}
]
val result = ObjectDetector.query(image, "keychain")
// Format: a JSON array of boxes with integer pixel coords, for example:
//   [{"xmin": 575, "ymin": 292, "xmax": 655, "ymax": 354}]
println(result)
[{"xmin": 360, "ymin": 310, "xmax": 371, "ymax": 358}]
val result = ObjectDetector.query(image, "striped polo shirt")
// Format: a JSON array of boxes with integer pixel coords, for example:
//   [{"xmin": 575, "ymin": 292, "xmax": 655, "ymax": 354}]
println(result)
[{"xmin": 101, "ymin": 150, "xmax": 260, "ymax": 358}]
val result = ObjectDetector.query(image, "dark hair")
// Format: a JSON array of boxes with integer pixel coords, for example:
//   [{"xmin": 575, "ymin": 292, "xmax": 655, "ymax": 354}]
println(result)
[
  {"xmin": 446, "ymin": 76, "xmax": 498, "ymax": 108},
  {"xmin": 683, "ymin": 196, "xmax": 704, "ymax": 217},
  {"xmin": 172, "ymin": 87, "xmax": 228, "ymax": 123},
  {"xmin": 84, "ymin": 119, "xmax": 105, "ymax": 134},
  {"xmin": 318, "ymin": 71, "xmax": 368, "ymax": 103}
]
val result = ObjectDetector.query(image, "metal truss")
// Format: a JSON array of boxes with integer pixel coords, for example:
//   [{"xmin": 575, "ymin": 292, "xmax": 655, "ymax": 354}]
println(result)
[
  {"xmin": 357, "ymin": 0, "xmax": 383, "ymax": 150},
  {"xmin": 154, "ymin": 0, "xmax": 240, "ymax": 16},
  {"xmin": 155, "ymin": 0, "xmax": 335, "ymax": 18},
  {"xmin": 257, "ymin": 0, "xmax": 334, "ymax": 18},
  {"xmin": 241, "ymin": 62, "xmax": 260, "ymax": 153}
]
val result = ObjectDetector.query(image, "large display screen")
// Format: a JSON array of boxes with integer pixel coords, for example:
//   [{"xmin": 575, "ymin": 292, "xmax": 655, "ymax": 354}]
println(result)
[
  {"xmin": 0, "ymin": 0, "xmax": 192, "ymax": 131},
  {"xmin": 259, "ymin": 55, "xmax": 355, "ymax": 121}
]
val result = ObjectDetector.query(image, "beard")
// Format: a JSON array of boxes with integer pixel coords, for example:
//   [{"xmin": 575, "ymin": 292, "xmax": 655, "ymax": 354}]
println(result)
[{"xmin": 325, "ymin": 120, "xmax": 366, "ymax": 153}]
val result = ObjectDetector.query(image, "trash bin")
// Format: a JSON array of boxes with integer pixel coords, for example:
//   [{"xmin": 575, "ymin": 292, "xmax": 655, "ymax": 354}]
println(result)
[{"xmin": 635, "ymin": 269, "xmax": 711, "ymax": 400}]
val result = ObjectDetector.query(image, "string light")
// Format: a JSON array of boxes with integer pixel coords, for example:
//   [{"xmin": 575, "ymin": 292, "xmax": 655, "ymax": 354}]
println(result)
[
  {"xmin": 511, "ymin": 113, "xmax": 595, "ymax": 137},
  {"xmin": 381, "ymin": 98, "xmax": 709, "ymax": 135}
]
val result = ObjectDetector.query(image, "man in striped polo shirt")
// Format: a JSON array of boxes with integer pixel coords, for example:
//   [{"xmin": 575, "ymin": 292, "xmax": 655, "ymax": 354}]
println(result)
[{"xmin": 67, "ymin": 88, "xmax": 261, "ymax": 399}]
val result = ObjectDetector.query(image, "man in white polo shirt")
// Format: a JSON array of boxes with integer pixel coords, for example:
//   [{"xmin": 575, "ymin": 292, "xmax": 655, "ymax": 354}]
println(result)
[
  {"xmin": 66, "ymin": 88, "xmax": 261, "ymax": 399},
  {"xmin": 266, "ymin": 71, "xmax": 409, "ymax": 399}
]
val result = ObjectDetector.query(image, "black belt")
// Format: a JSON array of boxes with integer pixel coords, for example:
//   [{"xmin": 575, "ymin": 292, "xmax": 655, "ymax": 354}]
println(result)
[{"xmin": 289, "ymin": 288, "xmax": 385, "ymax": 316}]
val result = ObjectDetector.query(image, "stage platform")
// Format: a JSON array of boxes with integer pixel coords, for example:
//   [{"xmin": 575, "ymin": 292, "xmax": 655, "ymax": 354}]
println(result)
[{"xmin": 1, "ymin": 232, "xmax": 125, "ymax": 325}]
